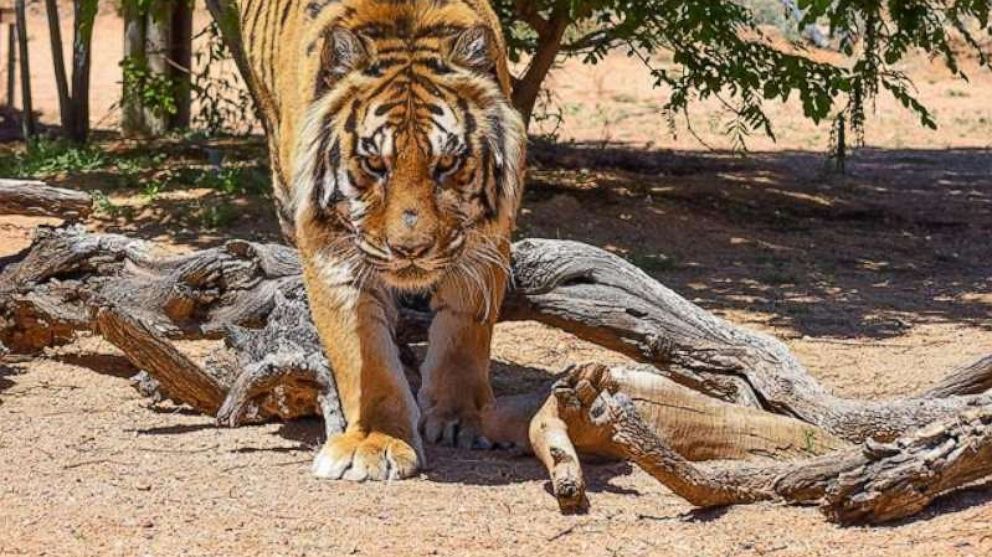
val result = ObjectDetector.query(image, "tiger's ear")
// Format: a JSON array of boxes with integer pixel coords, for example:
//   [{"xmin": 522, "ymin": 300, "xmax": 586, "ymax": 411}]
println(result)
[
  {"xmin": 449, "ymin": 26, "xmax": 497, "ymax": 74},
  {"xmin": 323, "ymin": 27, "xmax": 370, "ymax": 78}
]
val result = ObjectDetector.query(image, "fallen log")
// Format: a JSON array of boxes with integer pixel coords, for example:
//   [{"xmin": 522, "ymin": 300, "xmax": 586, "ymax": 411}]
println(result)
[
  {"xmin": 502, "ymin": 239, "xmax": 991, "ymax": 443},
  {"xmin": 0, "ymin": 179, "xmax": 93, "ymax": 220},
  {"xmin": 1, "ymin": 225, "xmax": 990, "ymax": 524},
  {"xmin": 537, "ymin": 363, "xmax": 992, "ymax": 525}
]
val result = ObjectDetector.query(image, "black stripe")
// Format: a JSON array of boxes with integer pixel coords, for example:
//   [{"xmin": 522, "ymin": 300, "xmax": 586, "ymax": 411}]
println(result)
[
  {"xmin": 280, "ymin": 1, "xmax": 294, "ymax": 26},
  {"xmin": 344, "ymin": 99, "xmax": 361, "ymax": 133}
]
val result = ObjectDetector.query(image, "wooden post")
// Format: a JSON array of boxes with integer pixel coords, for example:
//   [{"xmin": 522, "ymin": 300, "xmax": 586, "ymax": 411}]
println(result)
[{"xmin": 13, "ymin": 0, "xmax": 34, "ymax": 138}]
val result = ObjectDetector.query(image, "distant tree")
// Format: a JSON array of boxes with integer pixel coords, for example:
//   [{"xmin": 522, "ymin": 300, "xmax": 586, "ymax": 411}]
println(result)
[
  {"xmin": 41, "ymin": 0, "xmax": 98, "ymax": 142},
  {"xmin": 201, "ymin": 0, "xmax": 991, "ymax": 153},
  {"xmin": 121, "ymin": 0, "xmax": 192, "ymax": 137},
  {"xmin": 492, "ymin": 0, "xmax": 991, "ymax": 153}
]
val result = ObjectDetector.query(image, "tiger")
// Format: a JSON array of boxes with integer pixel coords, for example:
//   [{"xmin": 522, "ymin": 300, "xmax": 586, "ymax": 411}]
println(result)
[{"xmin": 214, "ymin": 0, "xmax": 527, "ymax": 480}]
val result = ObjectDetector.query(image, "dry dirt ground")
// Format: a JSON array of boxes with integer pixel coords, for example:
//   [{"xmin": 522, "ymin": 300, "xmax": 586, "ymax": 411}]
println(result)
[{"xmin": 2, "ymin": 5, "xmax": 992, "ymax": 557}]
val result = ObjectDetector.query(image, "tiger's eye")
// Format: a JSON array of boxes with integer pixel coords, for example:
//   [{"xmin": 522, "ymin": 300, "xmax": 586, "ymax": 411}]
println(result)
[
  {"xmin": 361, "ymin": 155, "xmax": 387, "ymax": 177},
  {"xmin": 435, "ymin": 154, "xmax": 460, "ymax": 175}
]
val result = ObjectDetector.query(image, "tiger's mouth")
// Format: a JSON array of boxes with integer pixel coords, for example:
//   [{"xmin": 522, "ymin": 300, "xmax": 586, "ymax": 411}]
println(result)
[
  {"xmin": 352, "ymin": 229, "xmax": 469, "ymax": 291},
  {"xmin": 354, "ymin": 243, "xmax": 457, "ymax": 292},
  {"xmin": 382, "ymin": 263, "xmax": 440, "ymax": 289}
]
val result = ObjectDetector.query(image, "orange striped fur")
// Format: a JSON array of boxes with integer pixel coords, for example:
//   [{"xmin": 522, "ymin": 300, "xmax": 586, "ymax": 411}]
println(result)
[{"xmin": 228, "ymin": 0, "xmax": 527, "ymax": 480}]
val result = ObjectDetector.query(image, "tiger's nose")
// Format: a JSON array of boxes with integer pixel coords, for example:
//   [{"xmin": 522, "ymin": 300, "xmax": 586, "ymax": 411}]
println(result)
[{"xmin": 388, "ymin": 236, "xmax": 434, "ymax": 259}]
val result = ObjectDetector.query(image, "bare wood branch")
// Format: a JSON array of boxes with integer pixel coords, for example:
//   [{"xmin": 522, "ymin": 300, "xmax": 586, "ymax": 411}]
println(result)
[
  {"xmin": 502, "ymin": 239, "xmax": 992, "ymax": 443},
  {"xmin": 540, "ymin": 364, "xmax": 992, "ymax": 524},
  {"xmin": 0, "ymin": 180, "xmax": 92, "ymax": 220},
  {"xmin": 94, "ymin": 304, "xmax": 225, "ymax": 414},
  {"xmin": 923, "ymin": 354, "xmax": 992, "ymax": 398}
]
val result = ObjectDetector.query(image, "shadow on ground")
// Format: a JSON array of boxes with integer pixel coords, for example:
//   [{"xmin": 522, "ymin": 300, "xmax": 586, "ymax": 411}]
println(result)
[
  {"xmin": 0, "ymin": 364, "xmax": 20, "ymax": 396},
  {"xmin": 522, "ymin": 142, "xmax": 992, "ymax": 339}
]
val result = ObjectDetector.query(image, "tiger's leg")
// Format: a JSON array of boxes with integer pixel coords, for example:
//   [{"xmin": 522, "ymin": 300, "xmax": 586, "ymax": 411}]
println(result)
[
  {"xmin": 303, "ymin": 258, "xmax": 424, "ymax": 481},
  {"xmin": 418, "ymin": 248, "xmax": 509, "ymax": 449}
]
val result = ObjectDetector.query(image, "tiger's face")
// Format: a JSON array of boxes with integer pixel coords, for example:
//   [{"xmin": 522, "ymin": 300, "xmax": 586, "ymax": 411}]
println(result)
[{"xmin": 294, "ymin": 25, "xmax": 525, "ymax": 292}]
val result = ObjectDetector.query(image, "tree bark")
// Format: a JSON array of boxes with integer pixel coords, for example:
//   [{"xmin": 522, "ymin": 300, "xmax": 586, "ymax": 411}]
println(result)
[
  {"xmin": 68, "ymin": 0, "xmax": 97, "ymax": 142},
  {"xmin": 122, "ymin": 0, "xmax": 195, "ymax": 136},
  {"xmin": 502, "ymin": 239, "xmax": 989, "ymax": 444},
  {"xmin": 13, "ymin": 0, "xmax": 34, "ymax": 138},
  {"xmin": 95, "ymin": 304, "xmax": 226, "ymax": 415},
  {"xmin": 143, "ymin": 0, "xmax": 172, "ymax": 135},
  {"xmin": 923, "ymin": 354, "xmax": 992, "ymax": 398},
  {"xmin": 0, "ymin": 179, "xmax": 92, "ymax": 220},
  {"xmin": 43, "ymin": 0, "xmax": 72, "ymax": 132},
  {"xmin": 510, "ymin": 8, "xmax": 569, "ymax": 126},
  {"xmin": 121, "ymin": 0, "xmax": 148, "ymax": 137},
  {"xmin": 6, "ymin": 24, "xmax": 16, "ymax": 108},
  {"xmin": 169, "ymin": 0, "xmax": 193, "ymax": 129}
]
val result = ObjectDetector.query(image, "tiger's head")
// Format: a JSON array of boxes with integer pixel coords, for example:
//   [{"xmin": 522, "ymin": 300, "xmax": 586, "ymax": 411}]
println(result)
[{"xmin": 293, "ymin": 19, "xmax": 526, "ymax": 293}]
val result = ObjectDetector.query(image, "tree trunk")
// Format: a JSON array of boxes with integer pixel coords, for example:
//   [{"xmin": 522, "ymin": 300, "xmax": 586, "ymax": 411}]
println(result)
[
  {"xmin": 121, "ymin": 0, "xmax": 148, "ymax": 137},
  {"xmin": 510, "ymin": 15, "xmax": 568, "ymax": 126},
  {"xmin": 169, "ymin": 0, "xmax": 192, "ymax": 129},
  {"xmin": 67, "ymin": 0, "xmax": 98, "ymax": 142},
  {"xmin": 6, "ymin": 24, "xmax": 16, "ymax": 108},
  {"xmin": 13, "ymin": 0, "xmax": 34, "ymax": 138},
  {"xmin": 539, "ymin": 363, "xmax": 992, "ymax": 524},
  {"xmin": 143, "ymin": 0, "xmax": 172, "ymax": 135},
  {"xmin": 122, "ymin": 0, "xmax": 194, "ymax": 136},
  {"xmin": 43, "ymin": 0, "xmax": 72, "ymax": 133}
]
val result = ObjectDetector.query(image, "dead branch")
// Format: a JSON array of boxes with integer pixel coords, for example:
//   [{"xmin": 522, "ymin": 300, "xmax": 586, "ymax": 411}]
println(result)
[
  {"xmin": 923, "ymin": 354, "xmax": 992, "ymax": 398},
  {"xmin": 538, "ymin": 363, "xmax": 992, "ymax": 524},
  {"xmin": 94, "ymin": 304, "xmax": 225, "ymax": 415},
  {"xmin": 0, "ymin": 179, "xmax": 92, "ymax": 220},
  {"xmin": 502, "ymin": 239, "xmax": 992, "ymax": 443}
]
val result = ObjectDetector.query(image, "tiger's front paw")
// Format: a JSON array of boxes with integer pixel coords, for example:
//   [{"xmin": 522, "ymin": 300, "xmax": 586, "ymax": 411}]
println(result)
[
  {"xmin": 418, "ymin": 399, "xmax": 493, "ymax": 450},
  {"xmin": 311, "ymin": 430, "xmax": 422, "ymax": 481}
]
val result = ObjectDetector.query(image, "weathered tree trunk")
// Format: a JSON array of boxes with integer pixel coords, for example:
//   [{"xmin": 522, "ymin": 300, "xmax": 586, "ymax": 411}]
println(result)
[
  {"xmin": 95, "ymin": 305, "xmax": 227, "ymax": 415},
  {"xmin": 0, "ymin": 180, "xmax": 92, "ymax": 220},
  {"xmin": 1, "ymin": 225, "xmax": 989, "ymax": 525},
  {"xmin": 502, "ymin": 240, "xmax": 988, "ymax": 444}
]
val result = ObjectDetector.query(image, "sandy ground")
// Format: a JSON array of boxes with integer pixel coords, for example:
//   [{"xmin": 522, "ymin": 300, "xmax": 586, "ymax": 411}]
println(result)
[{"xmin": 2, "ymin": 4, "xmax": 992, "ymax": 557}]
